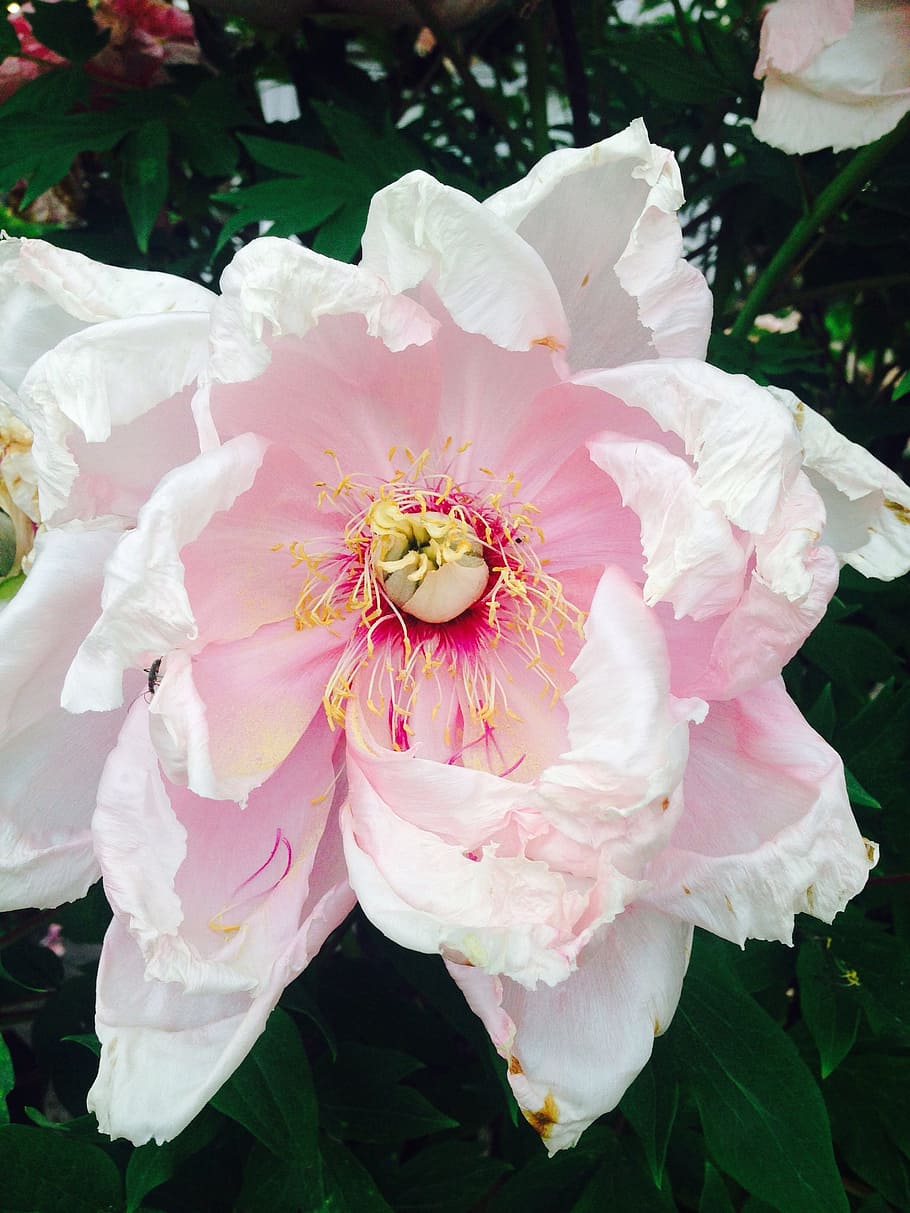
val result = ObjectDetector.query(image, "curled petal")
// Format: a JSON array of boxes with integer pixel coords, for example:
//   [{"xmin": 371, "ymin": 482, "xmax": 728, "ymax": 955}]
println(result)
[
  {"xmin": 772, "ymin": 386, "xmax": 910, "ymax": 580},
  {"xmin": 644, "ymin": 678, "xmax": 876, "ymax": 944},
  {"xmin": 486, "ymin": 118, "xmax": 712, "ymax": 368},
  {"xmin": 447, "ymin": 906, "xmax": 692, "ymax": 1153},
  {"xmin": 62, "ymin": 434, "xmax": 270, "ymax": 713},
  {"xmin": 361, "ymin": 171, "xmax": 570, "ymax": 354}
]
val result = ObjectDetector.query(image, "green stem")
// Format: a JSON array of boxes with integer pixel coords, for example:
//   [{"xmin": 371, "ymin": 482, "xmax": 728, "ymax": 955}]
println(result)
[
  {"xmin": 729, "ymin": 115, "xmax": 909, "ymax": 340},
  {"xmin": 525, "ymin": 9, "xmax": 549, "ymax": 161},
  {"xmin": 670, "ymin": 0, "xmax": 694, "ymax": 54}
]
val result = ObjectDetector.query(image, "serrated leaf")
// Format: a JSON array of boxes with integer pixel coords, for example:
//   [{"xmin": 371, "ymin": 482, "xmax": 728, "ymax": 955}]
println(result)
[
  {"xmin": 0, "ymin": 1124, "xmax": 122, "ymax": 1213},
  {"xmin": 211, "ymin": 1008, "xmax": 321, "ymax": 1194},
  {"xmin": 0, "ymin": 1034, "xmax": 12, "ymax": 1125},
  {"xmin": 313, "ymin": 102, "xmax": 421, "ymax": 186},
  {"xmin": 212, "ymin": 178, "xmax": 348, "ymax": 254},
  {"xmin": 120, "ymin": 119, "xmax": 169, "ymax": 253},
  {"xmin": 668, "ymin": 945, "xmax": 848, "ymax": 1213},
  {"xmin": 26, "ymin": 0, "xmax": 108, "ymax": 62},
  {"xmin": 796, "ymin": 937, "xmax": 861, "ymax": 1077},
  {"xmin": 125, "ymin": 1108, "xmax": 220, "ymax": 1213},
  {"xmin": 239, "ymin": 132, "xmax": 369, "ymax": 191}
]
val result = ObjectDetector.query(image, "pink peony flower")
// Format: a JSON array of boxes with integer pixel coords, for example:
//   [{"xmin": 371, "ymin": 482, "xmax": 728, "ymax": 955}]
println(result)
[
  {"xmin": 753, "ymin": 0, "xmax": 910, "ymax": 154},
  {"xmin": 3, "ymin": 123, "xmax": 910, "ymax": 1152},
  {"xmin": 0, "ymin": 0, "xmax": 199, "ymax": 104}
]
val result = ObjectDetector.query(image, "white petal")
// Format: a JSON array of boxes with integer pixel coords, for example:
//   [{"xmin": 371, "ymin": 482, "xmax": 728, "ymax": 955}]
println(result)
[
  {"xmin": 211, "ymin": 236, "xmax": 437, "ymax": 384},
  {"xmin": 486, "ymin": 119, "xmax": 712, "ymax": 369},
  {"xmin": 0, "ymin": 526, "xmax": 131, "ymax": 909},
  {"xmin": 771, "ymin": 386, "xmax": 910, "ymax": 580},
  {"xmin": 360, "ymin": 171, "xmax": 570, "ymax": 354},
  {"xmin": 447, "ymin": 906, "xmax": 692, "ymax": 1153}
]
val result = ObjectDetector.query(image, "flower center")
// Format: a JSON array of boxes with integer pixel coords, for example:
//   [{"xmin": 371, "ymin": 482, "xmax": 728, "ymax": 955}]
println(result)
[
  {"xmin": 276, "ymin": 447, "xmax": 585, "ymax": 739},
  {"xmin": 368, "ymin": 499, "xmax": 489, "ymax": 623}
]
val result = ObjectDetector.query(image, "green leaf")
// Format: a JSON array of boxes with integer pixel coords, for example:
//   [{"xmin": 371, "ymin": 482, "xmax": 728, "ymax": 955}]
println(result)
[
  {"xmin": 26, "ymin": 0, "xmax": 108, "ymax": 62},
  {"xmin": 0, "ymin": 1034, "xmax": 12, "ymax": 1125},
  {"xmin": 211, "ymin": 1008, "xmax": 321, "ymax": 1191},
  {"xmin": 211, "ymin": 178, "xmax": 347, "ymax": 254},
  {"xmin": 668, "ymin": 943, "xmax": 848, "ymax": 1213},
  {"xmin": 0, "ymin": 63, "xmax": 87, "ymax": 119},
  {"xmin": 63, "ymin": 1032, "xmax": 101, "ymax": 1056},
  {"xmin": 827, "ymin": 1056, "xmax": 910, "ymax": 1210},
  {"xmin": 312, "ymin": 201, "xmax": 368, "ymax": 263},
  {"xmin": 796, "ymin": 936, "xmax": 861, "ymax": 1077},
  {"xmin": 805, "ymin": 682, "xmax": 836, "ymax": 741},
  {"xmin": 119, "ymin": 119, "xmax": 170, "ymax": 253},
  {"xmin": 238, "ymin": 132, "xmax": 369, "ymax": 192},
  {"xmin": 125, "ymin": 1108, "xmax": 220, "ymax": 1213},
  {"xmin": 893, "ymin": 370, "xmax": 910, "ymax": 401},
  {"xmin": 320, "ymin": 1136, "xmax": 394, "ymax": 1212},
  {"xmin": 620, "ymin": 1046, "xmax": 679, "ymax": 1188},
  {"xmin": 844, "ymin": 767, "xmax": 882, "ymax": 810},
  {"xmin": 489, "ymin": 1127, "xmax": 606, "ymax": 1213},
  {"xmin": 389, "ymin": 1140, "xmax": 511, "ymax": 1213},
  {"xmin": 699, "ymin": 1162, "xmax": 736, "ymax": 1213},
  {"xmin": 313, "ymin": 102, "xmax": 421, "ymax": 186},
  {"xmin": 317, "ymin": 1042, "xmax": 457, "ymax": 1145},
  {"xmin": 0, "ymin": 1124, "xmax": 123, "ymax": 1213},
  {"xmin": 572, "ymin": 1133, "xmax": 675, "ymax": 1212},
  {"xmin": 236, "ymin": 1141, "xmax": 325, "ymax": 1213},
  {"xmin": 800, "ymin": 618, "xmax": 896, "ymax": 693},
  {"xmin": 616, "ymin": 31, "xmax": 731, "ymax": 104}
]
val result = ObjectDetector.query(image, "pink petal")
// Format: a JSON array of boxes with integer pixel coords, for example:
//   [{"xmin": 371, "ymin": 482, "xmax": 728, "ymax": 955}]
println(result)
[
  {"xmin": 485, "ymin": 119, "xmax": 712, "ymax": 369},
  {"xmin": 155, "ymin": 619, "xmax": 347, "ymax": 803},
  {"xmin": 644, "ymin": 678, "xmax": 876, "ymax": 945},
  {"xmin": 361, "ymin": 171, "xmax": 570, "ymax": 354},
  {"xmin": 61, "ymin": 434, "xmax": 270, "ymax": 713},
  {"xmin": 87, "ymin": 706, "xmax": 354, "ymax": 1143},
  {"xmin": 447, "ymin": 905, "xmax": 692, "ymax": 1153}
]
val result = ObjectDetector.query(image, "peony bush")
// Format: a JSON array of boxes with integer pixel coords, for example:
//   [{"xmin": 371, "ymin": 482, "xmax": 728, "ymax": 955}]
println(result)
[{"xmin": 2, "ymin": 119, "xmax": 909, "ymax": 1164}]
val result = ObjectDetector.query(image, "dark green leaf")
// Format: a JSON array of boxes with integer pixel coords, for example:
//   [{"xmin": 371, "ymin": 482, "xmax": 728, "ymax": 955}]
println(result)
[
  {"xmin": 0, "ymin": 1124, "xmax": 122, "ymax": 1213},
  {"xmin": 669, "ymin": 944, "xmax": 848, "ymax": 1213},
  {"xmin": 236, "ymin": 1141, "xmax": 324, "ymax": 1213},
  {"xmin": 57, "ymin": 881, "xmax": 112, "ymax": 944},
  {"xmin": 119, "ymin": 119, "xmax": 170, "ymax": 253},
  {"xmin": 389, "ymin": 1140, "xmax": 510, "ymax": 1213},
  {"xmin": 620, "ymin": 1045, "xmax": 679, "ymax": 1188},
  {"xmin": 616, "ymin": 32, "xmax": 730, "ymax": 104},
  {"xmin": 805, "ymin": 682, "xmax": 836, "ymax": 740},
  {"xmin": 796, "ymin": 936, "xmax": 861, "ymax": 1077},
  {"xmin": 239, "ymin": 132, "xmax": 368, "ymax": 192},
  {"xmin": 845, "ymin": 768, "xmax": 882, "ymax": 810},
  {"xmin": 211, "ymin": 1008, "xmax": 321, "ymax": 1191},
  {"xmin": 125, "ymin": 1108, "xmax": 220, "ymax": 1213},
  {"xmin": 699, "ymin": 1162, "xmax": 736, "ymax": 1213},
  {"xmin": 317, "ymin": 1042, "xmax": 457, "ymax": 1145},
  {"xmin": 63, "ymin": 1032, "xmax": 101, "ymax": 1056},
  {"xmin": 489, "ymin": 1127, "xmax": 606, "ymax": 1213},
  {"xmin": 893, "ymin": 370, "xmax": 910, "ymax": 401},
  {"xmin": 572, "ymin": 1133, "xmax": 675, "ymax": 1212},
  {"xmin": 0, "ymin": 63, "xmax": 87, "ymax": 118},
  {"xmin": 312, "ymin": 201, "xmax": 368, "ymax": 263},
  {"xmin": 26, "ymin": 0, "xmax": 108, "ymax": 62},
  {"xmin": 0, "ymin": 1034, "xmax": 12, "ymax": 1125},
  {"xmin": 211, "ymin": 178, "xmax": 348, "ymax": 254},
  {"xmin": 313, "ymin": 102, "xmax": 421, "ymax": 185},
  {"xmin": 320, "ymin": 1136, "xmax": 394, "ymax": 1213}
]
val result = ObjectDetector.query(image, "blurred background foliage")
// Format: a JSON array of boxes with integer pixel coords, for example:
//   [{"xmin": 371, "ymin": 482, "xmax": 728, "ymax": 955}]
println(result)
[{"xmin": 1, "ymin": 0, "xmax": 909, "ymax": 1210}]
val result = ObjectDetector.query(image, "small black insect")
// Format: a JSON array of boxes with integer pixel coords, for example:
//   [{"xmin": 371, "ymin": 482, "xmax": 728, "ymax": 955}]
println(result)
[{"xmin": 144, "ymin": 657, "xmax": 163, "ymax": 698}]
